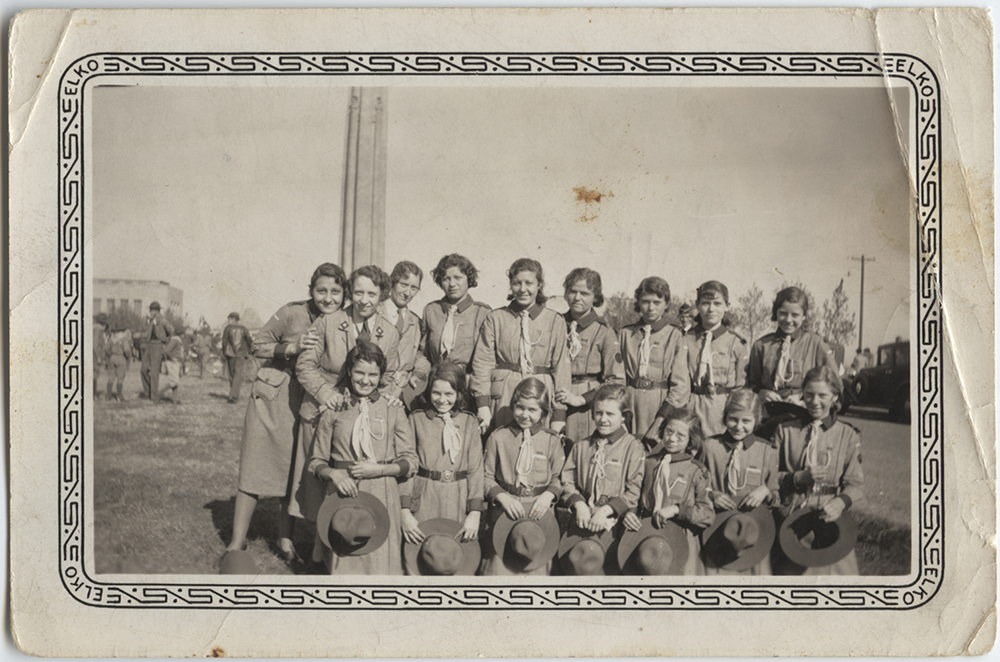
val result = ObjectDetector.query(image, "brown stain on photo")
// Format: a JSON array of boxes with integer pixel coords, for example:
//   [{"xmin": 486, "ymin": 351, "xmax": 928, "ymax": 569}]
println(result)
[
  {"xmin": 210, "ymin": 648, "xmax": 225, "ymax": 657},
  {"xmin": 573, "ymin": 186, "xmax": 614, "ymax": 223}
]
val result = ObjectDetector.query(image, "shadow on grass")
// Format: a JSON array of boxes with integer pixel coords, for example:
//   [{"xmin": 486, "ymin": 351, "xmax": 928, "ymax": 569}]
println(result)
[
  {"xmin": 855, "ymin": 511, "xmax": 911, "ymax": 575},
  {"xmin": 205, "ymin": 497, "xmax": 236, "ymax": 546}
]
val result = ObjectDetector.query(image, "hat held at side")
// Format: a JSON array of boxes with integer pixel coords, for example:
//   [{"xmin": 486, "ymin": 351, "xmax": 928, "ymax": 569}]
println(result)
[{"xmin": 316, "ymin": 491, "xmax": 390, "ymax": 557}]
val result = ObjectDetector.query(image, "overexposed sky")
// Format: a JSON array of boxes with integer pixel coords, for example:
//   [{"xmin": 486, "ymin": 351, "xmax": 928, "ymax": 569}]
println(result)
[{"xmin": 93, "ymin": 82, "xmax": 911, "ymax": 345}]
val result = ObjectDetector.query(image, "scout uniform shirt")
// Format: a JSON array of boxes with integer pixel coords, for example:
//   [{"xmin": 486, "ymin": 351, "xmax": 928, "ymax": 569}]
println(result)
[
  {"xmin": 471, "ymin": 301, "xmax": 571, "ymax": 427},
  {"xmin": 559, "ymin": 427, "xmax": 645, "ymax": 518},
  {"xmin": 699, "ymin": 432, "xmax": 779, "ymax": 506},
  {"xmin": 680, "ymin": 324, "xmax": 749, "ymax": 437},
  {"xmin": 421, "ymin": 294, "xmax": 491, "ymax": 369},
  {"xmin": 484, "ymin": 422, "xmax": 563, "ymax": 503},
  {"xmin": 562, "ymin": 310, "xmax": 626, "ymax": 443},
  {"xmin": 748, "ymin": 328, "xmax": 839, "ymax": 403},
  {"xmin": 379, "ymin": 301, "xmax": 432, "ymax": 391},
  {"xmin": 618, "ymin": 317, "xmax": 691, "ymax": 436},
  {"xmin": 295, "ymin": 306, "xmax": 402, "ymax": 425}
]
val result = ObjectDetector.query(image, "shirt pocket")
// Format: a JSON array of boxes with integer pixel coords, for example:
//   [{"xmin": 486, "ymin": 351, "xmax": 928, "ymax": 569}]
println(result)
[
  {"xmin": 251, "ymin": 367, "xmax": 288, "ymax": 401},
  {"xmin": 602, "ymin": 458, "xmax": 624, "ymax": 493},
  {"xmin": 530, "ymin": 452, "xmax": 551, "ymax": 484},
  {"xmin": 744, "ymin": 466, "xmax": 763, "ymax": 490}
]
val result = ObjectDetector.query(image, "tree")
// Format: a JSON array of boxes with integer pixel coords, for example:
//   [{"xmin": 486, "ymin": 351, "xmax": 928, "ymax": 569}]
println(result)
[
  {"xmin": 602, "ymin": 293, "xmax": 640, "ymax": 332},
  {"xmin": 819, "ymin": 279, "xmax": 857, "ymax": 349},
  {"xmin": 729, "ymin": 283, "xmax": 770, "ymax": 345}
]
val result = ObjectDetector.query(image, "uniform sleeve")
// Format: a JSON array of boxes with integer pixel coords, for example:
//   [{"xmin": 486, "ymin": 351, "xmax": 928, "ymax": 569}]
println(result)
[
  {"xmin": 559, "ymin": 445, "xmax": 585, "ymax": 508},
  {"xmin": 390, "ymin": 405, "xmax": 417, "ymax": 478},
  {"xmin": 762, "ymin": 442, "xmax": 781, "ymax": 506},
  {"xmin": 252, "ymin": 306, "xmax": 290, "ymax": 360},
  {"xmin": 608, "ymin": 438, "xmax": 645, "ymax": 516},
  {"xmin": 418, "ymin": 304, "xmax": 435, "ymax": 366},
  {"xmin": 308, "ymin": 409, "xmax": 336, "ymax": 479},
  {"xmin": 774, "ymin": 425, "xmax": 802, "ymax": 500},
  {"xmin": 733, "ymin": 337, "xmax": 750, "ymax": 388},
  {"xmin": 296, "ymin": 316, "xmax": 339, "ymax": 408},
  {"xmin": 838, "ymin": 428, "xmax": 864, "ymax": 509},
  {"xmin": 665, "ymin": 336, "xmax": 692, "ymax": 408},
  {"xmin": 747, "ymin": 339, "xmax": 765, "ymax": 392},
  {"xmin": 464, "ymin": 417, "xmax": 485, "ymax": 512},
  {"xmin": 411, "ymin": 317, "xmax": 432, "ymax": 381},
  {"xmin": 549, "ymin": 314, "xmax": 571, "ymax": 423},
  {"xmin": 677, "ymin": 468, "xmax": 715, "ymax": 529},
  {"xmin": 380, "ymin": 327, "xmax": 402, "ymax": 396},
  {"xmin": 470, "ymin": 313, "xmax": 498, "ymax": 409},
  {"xmin": 398, "ymin": 415, "xmax": 418, "ymax": 508},
  {"xmin": 544, "ymin": 435, "xmax": 563, "ymax": 498},
  {"xmin": 617, "ymin": 328, "xmax": 632, "ymax": 381},
  {"xmin": 585, "ymin": 326, "xmax": 625, "ymax": 403},
  {"xmin": 483, "ymin": 433, "xmax": 502, "ymax": 502}
]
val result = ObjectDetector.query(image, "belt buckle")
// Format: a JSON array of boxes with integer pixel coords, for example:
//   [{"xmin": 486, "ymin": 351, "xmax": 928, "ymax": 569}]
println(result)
[
  {"xmin": 636, "ymin": 378, "xmax": 651, "ymax": 389},
  {"xmin": 597, "ymin": 495, "xmax": 609, "ymax": 506},
  {"xmin": 518, "ymin": 486, "xmax": 534, "ymax": 497},
  {"xmin": 440, "ymin": 470, "xmax": 454, "ymax": 483},
  {"xmin": 705, "ymin": 384, "xmax": 717, "ymax": 396}
]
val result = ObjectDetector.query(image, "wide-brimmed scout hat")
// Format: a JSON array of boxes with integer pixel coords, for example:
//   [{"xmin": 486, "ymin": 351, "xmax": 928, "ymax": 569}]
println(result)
[
  {"xmin": 700, "ymin": 505, "xmax": 776, "ymax": 571},
  {"xmin": 316, "ymin": 492, "xmax": 390, "ymax": 556},
  {"xmin": 218, "ymin": 549, "xmax": 259, "ymax": 575},
  {"xmin": 557, "ymin": 525, "xmax": 615, "ymax": 576},
  {"xmin": 403, "ymin": 518, "xmax": 481, "ymax": 576},
  {"xmin": 617, "ymin": 517, "xmax": 689, "ymax": 575},
  {"xmin": 778, "ymin": 507, "xmax": 858, "ymax": 567},
  {"xmin": 491, "ymin": 509, "xmax": 560, "ymax": 572}
]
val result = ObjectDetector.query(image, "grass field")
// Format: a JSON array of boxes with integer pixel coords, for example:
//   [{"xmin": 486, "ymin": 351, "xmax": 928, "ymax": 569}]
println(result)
[{"xmin": 93, "ymin": 364, "xmax": 911, "ymax": 575}]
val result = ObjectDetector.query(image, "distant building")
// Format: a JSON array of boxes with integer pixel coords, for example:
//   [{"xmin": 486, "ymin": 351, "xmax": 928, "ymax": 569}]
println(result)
[{"xmin": 93, "ymin": 279, "xmax": 183, "ymax": 318}]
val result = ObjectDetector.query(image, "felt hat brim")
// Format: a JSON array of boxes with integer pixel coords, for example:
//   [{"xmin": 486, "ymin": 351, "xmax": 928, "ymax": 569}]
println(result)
[
  {"xmin": 491, "ymin": 508, "xmax": 560, "ymax": 572},
  {"xmin": 316, "ymin": 491, "xmax": 390, "ymax": 556},
  {"xmin": 779, "ymin": 507, "xmax": 858, "ymax": 567},
  {"xmin": 403, "ymin": 517, "xmax": 481, "ymax": 576},
  {"xmin": 617, "ymin": 517, "xmax": 689, "ymax": 575},
  {"xmin": 557, "ymin": 524, "xmax": 615, "ymax": 576},
  {"xmin": 700, "ymin": 505, "xmax": 776, "ymax": 572}
]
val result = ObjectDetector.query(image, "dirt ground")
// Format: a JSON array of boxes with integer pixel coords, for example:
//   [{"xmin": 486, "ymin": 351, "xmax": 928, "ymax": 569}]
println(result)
[{"xmin": 92, "ymin": 363, "xmax": 910, "ymax": 576}]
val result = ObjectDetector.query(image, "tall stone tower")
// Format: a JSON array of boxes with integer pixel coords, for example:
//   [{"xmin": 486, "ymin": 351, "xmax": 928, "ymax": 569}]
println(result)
[{"xmin": 340, "ymin": 87, "xmax": 388, "ymax": 273}]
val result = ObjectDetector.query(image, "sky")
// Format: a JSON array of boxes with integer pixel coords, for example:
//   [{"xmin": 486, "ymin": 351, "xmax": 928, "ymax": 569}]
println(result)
[{"xmin": 92, "ymin": 81, "xmax": 911, "ymax": 346}]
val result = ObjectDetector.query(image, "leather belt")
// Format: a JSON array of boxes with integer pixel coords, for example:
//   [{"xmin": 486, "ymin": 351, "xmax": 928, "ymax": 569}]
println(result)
[
  {"xmin": 331, "ymin": 460, "xmax": 393, "ymax": 469},
  {"xmin": 691, "ymin": 384, "xmax": 733, "ymax": 396},
  {"xmin": 630, "ymin": 377, "xmax": 670, "ymax": 390},
  {"xmin": 418, "ymin": 467, "xmax": 468, "ymax": 483},
  {"xmin": 496, "ymin": 361, "xmax": 552, "ymax": 375},
  {"xmin": 810, "ymin": 486, "xmax": 841, "ymax": 496},
  {"xmin": 497, "ymin": 480, "xmax": 549, "ymax": 498},
  {"xmin": 572, "ymin": 373, "xmax": 601, "ymax": 384}
]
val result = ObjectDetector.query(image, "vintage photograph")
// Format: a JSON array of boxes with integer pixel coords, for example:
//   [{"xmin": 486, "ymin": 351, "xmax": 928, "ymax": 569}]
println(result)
[{"xmin": 89, "ymin": 81, "xmax": 912, "ymax": 579}]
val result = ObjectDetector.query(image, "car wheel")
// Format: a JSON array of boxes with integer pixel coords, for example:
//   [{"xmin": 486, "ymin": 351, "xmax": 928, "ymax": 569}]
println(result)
[
  {"xmin": 852, "ymin": 374, "xmax": 870, "ymax": 404},
  {"xmin": 889, "ymin": 386, "xmax": 911, "ymax": 423}
]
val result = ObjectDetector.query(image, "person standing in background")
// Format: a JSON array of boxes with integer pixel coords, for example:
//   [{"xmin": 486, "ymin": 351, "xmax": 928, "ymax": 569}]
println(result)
[
  {"xmin": 141, "ymin": 302, "xmax": 173, "ymax": 403},
  {"xmin": 222, "ymin": 312, "xmax": 253, "ymax": 404},
  {"xmin": 159, "ymin": 334, "xmax": 184, "ymax": 404},
  {"xmin": 105, "ymin": 322, "xmax": 134, "ymax": 401},
  {"xmin": 93, "ymin": 313, "xmax": 109, "ymax": 400},
  {"xmin": 193, "ymin": 330, "xmax": 212, "ymax": 378}
]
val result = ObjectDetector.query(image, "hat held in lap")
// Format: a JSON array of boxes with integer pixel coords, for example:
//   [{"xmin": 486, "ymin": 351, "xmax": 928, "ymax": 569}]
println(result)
[
  {"xmin": 491, "ymin": 509, "xmax": 560, "ymax": 572},
  {"xmin": 403, "ymin": 518, "xmax": 481, "ymax": 576},
  {"xmin": 700, "ymin": 504, "xmax": 776, "ymax": 572},
  {"xmin": 317, "ymin": 491, "xmax": 390, "ymax": 556}
]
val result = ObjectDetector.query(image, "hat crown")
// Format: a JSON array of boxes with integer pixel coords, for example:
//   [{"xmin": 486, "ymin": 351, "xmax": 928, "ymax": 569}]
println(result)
[
  {"xmin": 723, "ymin": 513, "xmax": 760, "ymax": 552},
  {"xmin": 567, "ymin": 540, "xmax": 605, "ymax": 575},
  {"xmin": 419, "ymin": 535, "xmax": 463, "ymax": 576},
  {"xmin": 330, "ymin": 507, "xmax": 376, "ymax": 548},
  {"xmin": 635, "ymin": 537, "xmax": 674, "ymax": 575},
  {"xmin": 508, "ymin": 521, "xmax": 545, "ymax": 563}
]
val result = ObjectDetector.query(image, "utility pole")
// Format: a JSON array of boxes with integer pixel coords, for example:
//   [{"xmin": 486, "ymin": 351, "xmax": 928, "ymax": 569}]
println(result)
[{"xmin": 851, "ymin": 255, "xmax": 875, "ymax": 353}]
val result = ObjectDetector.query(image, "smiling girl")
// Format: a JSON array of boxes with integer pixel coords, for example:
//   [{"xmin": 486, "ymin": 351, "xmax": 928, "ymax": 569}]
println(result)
[
  {"xmin": 747, "ymin": 286, "xmax": 839, "ymax": 406},
  {"xmin": 420, "ymin": 254, "xmax": 491, "ymax": 373},
  {"xmin": 471, "ymin": 258, "xmax": 570, "ymax": 434}
]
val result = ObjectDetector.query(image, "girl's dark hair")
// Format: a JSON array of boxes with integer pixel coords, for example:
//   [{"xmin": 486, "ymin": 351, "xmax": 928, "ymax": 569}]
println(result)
[
  {"xmin": 431, "ymin": 254, "xmax": 479, "ymax": 290},
  {"xmin": 309, "ymin": 263, "xmax": 348, "ymax": 295},
  {"xmin": 423, "ymin": 361, "xmax": 470, "ymax": 413},
  {"xmin": 802, "ymin": 365, "xmax": 843, "ymax": 404},
  {"xmin": 660, "ymin": 406, "xmax": 704, "ymax": 454},
  {"xmin": 336, "ymin": 341, "xmax": 387, "ymax": 389},
  {"xmin": 390, "ymin": 261, "xmax": 423, "ymax": 287},
  {"xmin": 510, "ymin": 376, "xmax": 551, "ymax": 419},
  {"xmin": 723, "ymin": 388, "xmax": 764, "ymax": 423},
  {"xmin": 562, "ymin": 267, "xmax": 605, "ymax": 308},
  {"xmin": 506, "ymin": 258, "xmax": 548, "ymax": 305},
  {"xmin": 694, "ymin": 280, "xmax": 733, "ymax": 327},
  {"xmin": 348, "ymin": 265, "xmax": 391, "ymax": 303},
  {"xmin": 771, "ymin": 286, "xmax": 809, "ymax": 321},
  {"xmin": 591, "ymin": 383, "xmax": 628, "ymax": 414},
  {"xmin": 633, "ymin": 277, "xmax": 671, "ymax": 314}
]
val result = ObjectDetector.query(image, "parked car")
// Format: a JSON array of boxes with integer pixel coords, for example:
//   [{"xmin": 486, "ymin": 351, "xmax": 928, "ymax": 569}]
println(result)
[{"xmin": 844, "ymin": 339, "xmax": 910, "ymax": 422}]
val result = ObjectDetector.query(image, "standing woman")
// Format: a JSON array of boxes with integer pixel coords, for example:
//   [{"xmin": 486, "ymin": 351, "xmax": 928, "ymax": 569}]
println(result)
[
  {"xmin": 224, "ymin": 262, "xmax": 346, "ymax": 563},
  {"xmin": 291, "ymin": 265, "xmax": 403, "ymax": 523},
  {"xmin": 420, "ymin": 254, "xmax": 491, "ymax": 372}
]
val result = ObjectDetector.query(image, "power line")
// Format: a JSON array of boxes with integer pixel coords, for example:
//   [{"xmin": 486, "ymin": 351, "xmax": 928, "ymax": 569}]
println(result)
[{"xmin": 851, "ymin": 255, "xmax": 876, "ymax": 352}]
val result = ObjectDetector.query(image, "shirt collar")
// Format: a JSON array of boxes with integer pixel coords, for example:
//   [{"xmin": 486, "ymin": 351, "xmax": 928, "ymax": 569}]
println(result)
[
  {"xmin": 565, "ymin": 309, "xmax": 599, "ymax": 330},
  {"xmin": 802, "ymin": 412, "xmax": 837, "ymax": 430},
  {"xmin": 305, "ymin": 299, "xmax": 323, "ymax": 321},
  {"xmin": 593, "ymin": 426, "xmax": 626, "ymax": 444},
  {"xmin": 637, "ymin": 315, "xmax": 671, "ymax": 333},
  {"xmin": 669, "ymin": 451, "xmax": 693, "ymax": 464},
  {"xmin": 722, "ymin": 432, "xmax": 758, "ymax": 450},
  {"xmin": 423, "ymin": 407, "xmax": 456, "ymax": 420},
  {"xmin": 440, "ymin": 293, "xmax": 474, "ymax": 314},
  {"xmin": 509, "ymin": 301, "xmax": 544, "ymax": 320},
  {"xmin": 344, "ymin": 386, "xmax": 381, "ymax": 404},
  {"xmin": 510, "ymin": 421, "xmax": 545, "ymax": 435},
  {"xmin": 777, "ymin": 326, "xmax": 805, "ymax": 341},
  {"xmin": 695, "ymin": 323, "xmax": 729, "ymax": 341}
]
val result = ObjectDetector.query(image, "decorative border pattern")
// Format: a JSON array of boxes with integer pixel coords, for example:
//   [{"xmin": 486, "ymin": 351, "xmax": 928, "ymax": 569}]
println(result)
[{"xmin": 58, "ymin": 52, "xmax": 943, "ymax": 609}]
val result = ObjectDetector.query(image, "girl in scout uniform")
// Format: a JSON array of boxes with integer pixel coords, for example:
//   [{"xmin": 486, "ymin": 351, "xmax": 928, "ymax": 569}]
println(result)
[
  {"xmin": 308, "ymin": 342, "xmax": 417, "ymax": 575},
  {"xmin": 554, "ymin": 268, "xmax": 625, "ymax": 447},
  {"xmin": 699, "ymin": 388, "xmax": 778, "ymax": 575},
  {"xmin": 471, "ymin": 258, "xmax": 571, "ymax": 434},
  {"xmin": 747, "ymin": 287, "xmax": 839, "ymax": 406},
  {"xmin": 560, "ymin": 384, "xmax": 645, "ymax": 534},
  {"xmin": 772, "ymin": 366, "xmax": 864, "ymax": 575},
  {"xmin": 618, "ymin": 277, "xmax": 691, "ymax": 441},
  {"xmin": 224, "ymin": 262, "xmax": 346, "ymax": 564},
  {"xmin": 399, "ymin": 362, "xmax": 484, "ymax": 556},
  {"xmin": 291, "ymin": 265, "xmax": 402, "ymax": 525},
  {"xmin": 680, "ymin": 281, "xmax": 749, "ymax": 437},
  {"xmin": 624, "ymin": 407, "xmax": 714, "ymax": 575},
  {"xmin": 420, "ymin": 254, "xmax": 491, "ymax": 373},
  {"xmin": 482, "ymin": 378, "xmax": 564, "ymax": 575},
  {"xmin": 380, "ymin": 261, "xmax": 432, "ymax": 404}
]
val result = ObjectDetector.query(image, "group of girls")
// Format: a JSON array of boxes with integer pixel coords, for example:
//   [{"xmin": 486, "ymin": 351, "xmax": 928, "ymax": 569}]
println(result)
[{"xmin": 222, "ymin": 253, "xmax": 863, "ymax": 576}]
